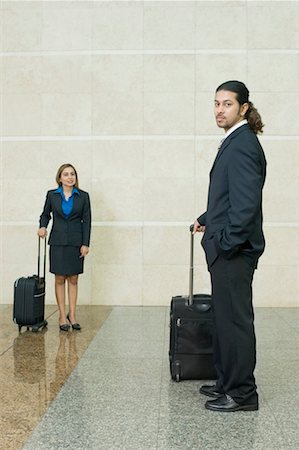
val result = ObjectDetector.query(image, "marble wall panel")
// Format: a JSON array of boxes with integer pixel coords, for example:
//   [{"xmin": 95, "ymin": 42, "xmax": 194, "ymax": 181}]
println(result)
[
  {"xmin": 143, "ymin": 177, "xmax": 194, "ymax": 222},
  {"xmin": 41, "ymin": 55, "xmax": 92, "ymax": 94},
  {"xmin": 144, "ymin": 140, "xmax": 194, "ymax": 179},
  {"xmin": 144, "ymin": 92, "xmax": 195, "ymax": 135},
  {"xmin": 195, "ymin": 2, "xmax": 247, "ymax": 49},
  {"xmin": 92, "ymin": 140, "xmax": 143, "ymax": 179},
  {"xmin": 93, "ymin": 55, "xmax": 143, "ymax": 93},
  {"xmin": 196, "ymin": 54, "xmax": 247, "ymax": 93},
  {"xmin": 1, "ymin": 225, "xmax": 43, "ymax": 304},
  {"xmin": 92, "ymin": 226, "xmax": 142, "ymax": 266},
  {"xmin": 2, "ymin": 180, "xmax": 42, "ymax": 222},
  {"xmin": 263, "ymin": 171, "xmax": 299, "ymax": 223},
  {"xmin": 253, "ymin": 264, "xmax": 298, "ymax": 307},
  {"xmin": 1, "ymin": 1, "xmax": 42, "ymax": 52},
  {"xmin": 247, "ymin": 2, "xmax": 298, "ymax": 49},
  {"xmin": 262, "ymin": 227, "xmax": 299, "ymax": 267},
  {"xmin": 144, "ymin": 1, "xmax": 195, "ymax": 50},
  {"xmin": 2, "ymin": 94, "xmax": 42, "ymax": 136},
  {"xmin": 92, "ymin": 177, "xmax": 143, "ymax": 222},
  {"xmin": 1, "ymin": 141, "xmax": 42, "ymax": 179},
  {"xmin": 92, "ymin": 1, "xmax": 143, "ymax": 50},
  {"xmin": 143, "ymin": 226, "xmax": 189, "ymax": 266},
  {"xmin": 0, "ymin": 0, "xmax": 298, "ymax": 307},
  {"xmin": 41, "ymin": 3, "xmax": 92, "ymax": 51},
  {"xmin": 91, "ymin": 264, "xmax": 143, "ymax": 306},
  {"xmin": 143, "ymin": 264, "xmax": 188, "ymax": 306},
  {"xmin": 253, "ymin": 93, "xmax": 299, "ymax": 136},
  {"xmin": 1, "ymin": 56, "xmax": 42, "ymax": 94},
  {"xmin": 41, "ymin": 93, "xmax": 92, "ymax": 136},
  {"xmin": 92, "ymin": 91, "xmax": 143, "ymax": 135},
  {"xmin": 248, "ymin": 53, "xmax": 299, "ymax": 93},
  {"xmin": 143, "ymin": 263, "xmax": 211, "ymax": 306},
  {"xmin": 144, "ymin": 55, "xmax": 195, "ymax": 93}
]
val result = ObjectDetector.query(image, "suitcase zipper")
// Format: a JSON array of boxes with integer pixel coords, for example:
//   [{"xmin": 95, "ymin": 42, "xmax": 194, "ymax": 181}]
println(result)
[{"xmin": 22, "ymin": 280, "xmax": 26, "ymax": 323}]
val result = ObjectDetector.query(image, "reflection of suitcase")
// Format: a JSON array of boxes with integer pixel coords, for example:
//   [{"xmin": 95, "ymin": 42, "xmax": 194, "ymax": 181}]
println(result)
[
  {"xmin": 13, "ymin": 330, "xmax": 48, "ymax": 415},
  {"xmin": 14, "ymin": 331, "xmax": 46, "ymax": 383},
  {"xmin": 13, "ymin": 238, "xmax": 48, "ymax": 332},
  {"xmin": 169, "ymin": 225, "xmax": 216, "ymax": 382}
]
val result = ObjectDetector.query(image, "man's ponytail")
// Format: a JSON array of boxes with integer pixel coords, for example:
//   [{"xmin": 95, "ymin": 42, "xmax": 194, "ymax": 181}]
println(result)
[{"xmin": 246, "ymin": 102, "xmax": 264, "ymax": 135}]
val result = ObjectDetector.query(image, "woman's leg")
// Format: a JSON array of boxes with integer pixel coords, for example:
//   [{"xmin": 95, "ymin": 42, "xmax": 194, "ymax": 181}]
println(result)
[
  {"xmin": 67, "ymin": 275, "xmax": 79, "ymax": 323},
  {"xmin": 55, "ymin": 275, "xmax": 67, "ymax": 325}
]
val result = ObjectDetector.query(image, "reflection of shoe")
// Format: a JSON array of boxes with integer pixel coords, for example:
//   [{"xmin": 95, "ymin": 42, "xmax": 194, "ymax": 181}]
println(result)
[
  {"xmin": 59, "ymin": 324, "xmax": 70, "ymax": 332},
  {"xmin": 199, "ymin": 384, "xmax": 223, "ymax": 399},
  {"xmin": 67, "ymin": 314, "xmax": 81, "ymax": 331},
  {"xmin": 205, "ymin": 394, "xmax": 258, "ymax": 412}
]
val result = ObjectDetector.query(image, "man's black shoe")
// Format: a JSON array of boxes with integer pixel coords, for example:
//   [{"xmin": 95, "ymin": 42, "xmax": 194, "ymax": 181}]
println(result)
[
  {"xmin": 199, "ymin": 384, "xmax": 223, "ymax": 399},
  {"xmin": 205, "ymin": 394, "xmax": 258, "ymax": 412}
]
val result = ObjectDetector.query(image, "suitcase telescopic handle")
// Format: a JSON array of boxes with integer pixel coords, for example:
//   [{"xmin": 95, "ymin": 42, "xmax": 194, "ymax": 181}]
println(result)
[
  {"xmin": 189, "ymin": 224, "xmax": 195, "ymax": 306},
  {"xmin": 37, "ymin": 237, "xmax": 47, "ymax": 280}
]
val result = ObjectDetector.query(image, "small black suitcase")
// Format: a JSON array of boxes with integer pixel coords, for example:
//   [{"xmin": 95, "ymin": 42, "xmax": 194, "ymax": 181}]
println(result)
[
  {"xmin": 13, "ymin": 237, "xmax": 48, "ymax": 332},
  {"xmin": 169, "ymin": 225, "xmax": 216, "ymax": 381}
]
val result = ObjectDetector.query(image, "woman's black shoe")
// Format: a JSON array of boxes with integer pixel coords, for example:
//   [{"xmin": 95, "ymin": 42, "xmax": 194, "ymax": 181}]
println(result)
[
  {"xmin": 67, "ymin": 314, "xmax": 81, "ymax": 331},
  {"xmin": 59, "ymin": 323, "xmax": 70, "ymax": 332}
]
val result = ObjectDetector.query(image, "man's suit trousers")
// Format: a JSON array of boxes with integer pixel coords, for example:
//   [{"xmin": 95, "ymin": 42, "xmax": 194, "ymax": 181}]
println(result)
[{"xmin": 210, "ymin": 253, "xmax": 258, "ymax": 405}]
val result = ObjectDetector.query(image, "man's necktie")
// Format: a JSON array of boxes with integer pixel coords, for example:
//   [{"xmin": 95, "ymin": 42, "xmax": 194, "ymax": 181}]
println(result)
[{"xmin": 218, "ymin": 138, "xmax": 225, "ymax": 151}]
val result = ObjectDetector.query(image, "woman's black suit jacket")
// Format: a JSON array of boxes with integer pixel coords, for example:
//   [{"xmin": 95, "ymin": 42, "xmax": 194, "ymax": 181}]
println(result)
[{"xmin": 39, "ymin": 189, "xmax": 91, "ymax": 247}]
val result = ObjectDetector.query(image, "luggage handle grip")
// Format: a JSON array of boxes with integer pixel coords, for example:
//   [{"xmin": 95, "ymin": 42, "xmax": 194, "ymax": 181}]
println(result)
[{"xmin": 38, "ymin": 237, "xmax": 47, "ymax": 280}]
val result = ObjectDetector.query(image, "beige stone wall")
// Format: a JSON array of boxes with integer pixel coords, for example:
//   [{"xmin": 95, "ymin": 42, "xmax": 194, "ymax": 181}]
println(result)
[{"xmin": 0, "ymin": 1, "xmax": 298, "ymax": 306}]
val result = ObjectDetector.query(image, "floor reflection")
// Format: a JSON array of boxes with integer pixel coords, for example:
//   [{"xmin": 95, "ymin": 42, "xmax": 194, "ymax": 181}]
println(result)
[
  {"xmin": 0, "ymin": 305, "xmax": 112, "ymax": 450},
  {"xmin": 50, "ymin": 331, "xmax": 79, "ymax": 397},
  {"xmin": 14, "ymin": 329, "xmax": 47, "ymax": 384}
]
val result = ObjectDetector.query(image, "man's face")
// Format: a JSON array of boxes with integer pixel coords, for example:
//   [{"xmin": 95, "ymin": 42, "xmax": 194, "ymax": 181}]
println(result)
[{"xmin": 214, "ymin": 90, "xmax": 248, "ymax": 132}]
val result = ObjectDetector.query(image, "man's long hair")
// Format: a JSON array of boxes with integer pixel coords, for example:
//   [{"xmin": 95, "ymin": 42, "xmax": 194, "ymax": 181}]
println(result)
[{"xmin": 216, "ymin": 80, "xmax": 264, "ymax": 134}]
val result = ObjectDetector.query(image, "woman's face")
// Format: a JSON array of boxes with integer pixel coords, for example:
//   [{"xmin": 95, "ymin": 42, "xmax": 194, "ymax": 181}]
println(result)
[{"xmin": 59, "ymin": 166, "xmax": 76, "ymax": 188}]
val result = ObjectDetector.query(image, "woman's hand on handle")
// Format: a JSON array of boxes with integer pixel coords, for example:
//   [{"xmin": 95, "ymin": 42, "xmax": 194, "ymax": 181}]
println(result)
[{"xmin": 37, "ymin": 227, "xmax": 47, "ymax": 238}]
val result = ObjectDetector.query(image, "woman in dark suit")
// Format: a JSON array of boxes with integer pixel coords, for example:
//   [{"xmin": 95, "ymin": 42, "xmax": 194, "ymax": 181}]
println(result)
[{"xmin": 37, "ymin": 163, "xmax": 91, "ymax": 331}]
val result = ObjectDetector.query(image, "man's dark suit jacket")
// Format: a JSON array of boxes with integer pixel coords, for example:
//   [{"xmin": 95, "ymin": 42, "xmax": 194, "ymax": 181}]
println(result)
[
  {"xmin": 39, "ymin": 189, "xmax": 91, "ymax": 247},
  {"xmin": 198, "ymin": 124, "xmax": 266, "ymax": 269}
]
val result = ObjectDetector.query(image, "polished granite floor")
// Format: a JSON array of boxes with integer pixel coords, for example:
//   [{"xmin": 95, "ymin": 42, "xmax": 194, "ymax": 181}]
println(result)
[{"xmin": 0, "ymin": 305, "xmax": 298, "ymax": 450}]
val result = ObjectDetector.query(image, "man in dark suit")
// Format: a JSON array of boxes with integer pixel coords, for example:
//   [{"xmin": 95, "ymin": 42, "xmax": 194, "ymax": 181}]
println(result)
[{"xmin": 194, "ymin": 81, "xmax": 266, "ymax": 412}]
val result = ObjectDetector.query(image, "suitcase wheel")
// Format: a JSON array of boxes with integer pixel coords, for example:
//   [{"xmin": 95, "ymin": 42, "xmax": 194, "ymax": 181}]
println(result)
[
  {"xmin": 32, "ymin": 320, "xmax": 48, "ymax": 332},
  {"xmin": 175, "ymin": 373, "xmax": 180, "ymax": 382}
]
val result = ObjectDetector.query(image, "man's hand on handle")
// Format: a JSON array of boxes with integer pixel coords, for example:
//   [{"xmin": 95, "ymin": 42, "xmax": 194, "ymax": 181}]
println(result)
[{"xmin": 193, "ymin": 220, "xmax": 205, "ymax": 234}]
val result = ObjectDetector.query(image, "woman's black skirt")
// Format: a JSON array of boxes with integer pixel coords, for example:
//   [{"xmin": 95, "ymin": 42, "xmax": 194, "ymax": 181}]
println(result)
[{"xmin": 50, "ymin": 245, "xmax": 84, "ymax": 275}]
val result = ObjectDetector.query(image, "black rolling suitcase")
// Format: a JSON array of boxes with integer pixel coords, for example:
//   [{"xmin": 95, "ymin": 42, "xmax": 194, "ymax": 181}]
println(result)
[
  {"xmin": 13, "ymin": 237, "xmax": 48, "ymax": 332},
  {"xmin": 169, "ymin": 225, "xmax": 216, "ymax": 381}
]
